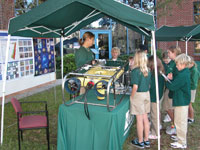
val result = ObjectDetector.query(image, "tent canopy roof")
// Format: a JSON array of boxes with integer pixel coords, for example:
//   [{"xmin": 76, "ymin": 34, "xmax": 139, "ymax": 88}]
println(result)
[
  {"xmin": 8, "ymin": 0, "xmax": 155, "ymax": 38},
  {"xmin": 155, "ymin": 25, "xmax": 200, "ymax": 41}
]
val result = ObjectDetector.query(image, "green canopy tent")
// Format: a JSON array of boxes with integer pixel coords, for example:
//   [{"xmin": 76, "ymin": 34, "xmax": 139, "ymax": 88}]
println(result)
[
  {"xmin": 9, "ymin": 0, "xmax": 155, "ymax": 38},
  {"xmin": 2, "ymin": 0, "xmax": 161, "ymax": 149},
  {"xmin": 155, "ymin": 25, "xmax": 200, "ymax": 54}
]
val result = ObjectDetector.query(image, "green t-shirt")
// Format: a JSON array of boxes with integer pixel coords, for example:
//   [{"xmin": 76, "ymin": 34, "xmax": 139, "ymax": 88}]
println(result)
[
  {"xmin": 190, "ymin": 65, "xmax": 200, "ymax": 90},
  {"xmin": 130, "ymin": 67, "xmax": 151, "ymax": 92},
  {"xmin": 75, "ymin": 46, "xmax": 94, "ymax": 68},
  {"xmin": 166, "ymin": 68, "xmax": 191, "ymax": 106},
  {"xmin": 150, "ymin": 74, "xmax": 165, "ymax": 102}
]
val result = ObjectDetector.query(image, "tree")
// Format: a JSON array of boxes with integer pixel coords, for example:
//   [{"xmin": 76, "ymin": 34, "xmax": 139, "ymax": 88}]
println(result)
[
  {"xmin": 15, "ymin": 0, "xmax": 47, "ymax": 16},
  {"xmin": 155, "ymin": 0, "xmax": 185, "ymax": 17},
  {"xmin": 122, "ymin": 0, "xmax": 185, "ymax": 18}
]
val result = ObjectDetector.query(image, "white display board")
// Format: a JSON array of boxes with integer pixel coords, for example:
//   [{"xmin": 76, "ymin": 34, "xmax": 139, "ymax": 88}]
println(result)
[{"xmin": 0, "ymin": 31, "xmax": 56, "ymax": 98}]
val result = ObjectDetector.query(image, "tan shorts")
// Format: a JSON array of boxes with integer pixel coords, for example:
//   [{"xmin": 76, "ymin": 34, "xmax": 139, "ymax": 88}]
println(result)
[
  {"xmin": 162, "ymin": 89, "xmax": 174, "ymax": 111},
  {"xmin": 191, "ymin": 90, "xmax": 196, "ymax": 103},
  {"xmin": 130, "ymin": 91, "xmax": 150, "ymax": 115}
]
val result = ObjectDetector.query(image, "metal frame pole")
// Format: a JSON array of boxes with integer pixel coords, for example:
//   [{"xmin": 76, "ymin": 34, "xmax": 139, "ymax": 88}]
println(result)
[
  {"xmin": 61, "ymin": 35, "xmax": 64, "ymax": 81},
  {"xmin": 152, "ymin": 31, "xmax": 160, "ymax": 150},
  {"xmin": 1, "ymin": 34, "xmax": 11, "ymax": 144}
]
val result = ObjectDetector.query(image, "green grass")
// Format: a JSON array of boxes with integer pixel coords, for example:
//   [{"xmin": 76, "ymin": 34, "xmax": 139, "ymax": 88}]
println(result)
[
  {"xmin": 123, "ymin": 83, "xmax": 200, "ymax": 150},
  {"xmin": 0, "ymin": 86, "xmax": 64, "ymax": 150},
  {"xmin": 0, "ymin": 83, "xmax": 200, "ymax": 150}
]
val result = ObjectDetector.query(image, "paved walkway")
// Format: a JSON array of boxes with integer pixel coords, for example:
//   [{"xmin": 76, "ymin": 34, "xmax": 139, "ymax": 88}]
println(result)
[{"xmin": 4, "ymin": 79, "xmax": 62, "ymax": 103}]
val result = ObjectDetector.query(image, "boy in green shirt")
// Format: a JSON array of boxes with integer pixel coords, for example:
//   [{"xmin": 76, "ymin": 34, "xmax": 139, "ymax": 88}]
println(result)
[
  {"xmin": 166, "ymin": 54, "xmax": 191, "ymax": 149},
  {"xmin": 188, "ymin": 56, "xmax": 199, "ymax": 123}
]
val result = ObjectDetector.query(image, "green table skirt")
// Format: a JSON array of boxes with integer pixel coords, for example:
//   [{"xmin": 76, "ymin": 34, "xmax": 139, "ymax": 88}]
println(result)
[{"xmin": 57, "ymin": 91, "xmax": 133, "ymax": 150}]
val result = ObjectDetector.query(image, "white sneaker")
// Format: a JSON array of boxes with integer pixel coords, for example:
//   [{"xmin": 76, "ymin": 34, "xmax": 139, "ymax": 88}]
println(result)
[
  {"xmin": 166, "ymin": 127, "xmax": 176, "ymax": 135},
  {"xmin": 149, "ymin": 134, "xmax": 158, "ymax": 140},
  {"xmin": 171, "ymin": 142, "xmax": 187, "ymax": 149},
  {"xmin": 163, "ymin": 114, "xmax": 171, "ymax": 123},
  {"xmin": 160, "ymin": 124, "xmax": 162, "ymax": 130}
]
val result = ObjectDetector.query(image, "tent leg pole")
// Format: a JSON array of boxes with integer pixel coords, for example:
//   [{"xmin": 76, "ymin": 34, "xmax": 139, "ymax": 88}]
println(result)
[
  {"xmin": 1, "ymin": 34, "xmax": 10, "ymax": 145},
  {"xmin": 151, "ymin": 31, "xmax": 160, "ymax": 150},
  {"xmin": 186, "ymin": 41, "xmax": 188, "ymax": 55},
  {"xmin": 61, "ymin": 35, "xmax": 64, "ymax": 92},
  {"xmin": 151, "ymin": 38, "xmax": 153, "ymax": 55}
]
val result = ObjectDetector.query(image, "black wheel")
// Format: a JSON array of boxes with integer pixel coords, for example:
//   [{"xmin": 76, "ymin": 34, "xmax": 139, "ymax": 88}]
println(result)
[
  {"xmin": 64, "ymin": 77, "xmax": 81, "ymax": 94},
  {"xmin": 94, "ymin": 80, "xmax": 108, "ymax": 97}
]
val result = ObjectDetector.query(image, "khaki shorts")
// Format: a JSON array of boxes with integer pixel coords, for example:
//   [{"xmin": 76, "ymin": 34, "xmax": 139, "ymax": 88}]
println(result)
[
  {"xmin": 130, "ymin": 91, "xmax": 150, "ymax": 115},
  {"xmin": 191, "ymin": 90, "xmax": 196, "ymax": 103},
  {"xmin": 162, "ymin": 89, "xmax": 174, "ymax": 111}
]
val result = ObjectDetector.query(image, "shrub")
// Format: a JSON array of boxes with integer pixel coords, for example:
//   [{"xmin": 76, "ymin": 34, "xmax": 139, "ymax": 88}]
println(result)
[
  {"xmin": 118, "ymin": 54, "xmax": 130, "ymax": 61},
  {"xmin": 56, "ymin": 54, "xmax": 76, "ymax": 79}
]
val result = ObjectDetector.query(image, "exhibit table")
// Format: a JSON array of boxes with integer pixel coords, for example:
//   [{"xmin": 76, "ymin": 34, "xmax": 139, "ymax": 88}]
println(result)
[{"xmin": 57, "ymin": 91, "xmax": 134, "ymax": 150}]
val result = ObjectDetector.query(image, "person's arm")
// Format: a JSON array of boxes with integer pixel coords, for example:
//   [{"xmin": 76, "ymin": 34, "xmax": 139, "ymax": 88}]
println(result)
[
  {"xmin": 191, "ymin": 69, "xmax": 199, "ymax": 89},
  {"xmin": 131, "ymin": 84, "xmax": 138, "ymax": 98},
  {"xmin": 130, "ymin": 68, "xmax": 139, "ymax": 97},
  {"xmin": 166, "ymin": 74, "xmax": 185, "ymax": 91}
]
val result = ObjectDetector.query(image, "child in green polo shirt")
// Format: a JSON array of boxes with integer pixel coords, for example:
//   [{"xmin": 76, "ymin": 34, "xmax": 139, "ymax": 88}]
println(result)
[
  {"xmin": 166, "ymin": 54, "xmax": 190, "ymax": 149},
  {"xmin": 148, "ymin": 56, "xmax": 165, "ymax": 140},
  {"xmin": 188, "ymin": 56, "xmax": 199, "ymax": 124},
  {"xmin": 165, "ymin": 46, "xmax": 182, "ymax": 135},
  {"xmin": 130, "ymin": 51, "xmax": 151, "ymax": 149}
]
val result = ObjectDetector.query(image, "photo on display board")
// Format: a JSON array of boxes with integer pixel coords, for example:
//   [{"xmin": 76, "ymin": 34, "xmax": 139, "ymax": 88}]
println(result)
[
  {"xmin": 19, "ymin": 41, "xmax": 23, "ymax": 46},
  {"xmin": 20, "ymin": 66, "xmax": 24, "ymax": 71},
  {"xmin": 29, "ymin": 53, "xmax": 32, "ymax": 57},
  {"xmin": 6, "ymin": 62, "xmax": 19, "ymax": 80},
  {"xmin": 25, "ymin": 53, "xmax": 28, "ymax": 58},
  {"xmin": 28, "ymin": 40, "xmax": 32, "ymax": 46},
  {"xmin": 19, "ymin": 47, "xmax": 23, "ymax": 52},
  {"xmin": 33, "ymin": 38, "xmax": 55, "ymax": 76},
  {"xmin": 21, "ymin": 72, "xmax": 24, "ymax": 77},
  {"xmin": 23, "ymin": 40, "xmax": 28, "ymax": 46},
  {"xmin": 24, "ymin": 47, "xmax": 28, "ymax": 52}
]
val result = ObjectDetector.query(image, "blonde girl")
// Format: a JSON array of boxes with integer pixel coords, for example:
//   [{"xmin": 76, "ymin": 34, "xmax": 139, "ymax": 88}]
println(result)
[{"xmin": 130, "ymin": 51, "xmax": 151, "ymax": 148}]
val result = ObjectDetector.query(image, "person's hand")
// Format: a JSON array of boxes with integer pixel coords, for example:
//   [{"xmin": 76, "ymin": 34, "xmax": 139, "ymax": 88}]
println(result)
[{"xmin": 167, "ymin": 73, "xmax": 173, "ymax": 80}]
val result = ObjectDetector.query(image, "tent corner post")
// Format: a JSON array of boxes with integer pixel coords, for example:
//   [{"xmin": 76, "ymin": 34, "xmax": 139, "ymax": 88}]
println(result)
[
  {"xmin": 185, "ymin": 40, "xmax": 188, "ymax": 56},
  {"xmin": 60, "ymin": 35, "xmax": 64, "ymax": 83},
  {"xmin": 1, "ymin": 34, "xmax": 11, "ymax": 145},
  {"xmin": 185, "ymin": 36, "xmax": 192, "ymax": 56},
  {"xmin": 151, "ymin": 31, "xmax": 161, "ymax": 150}
]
